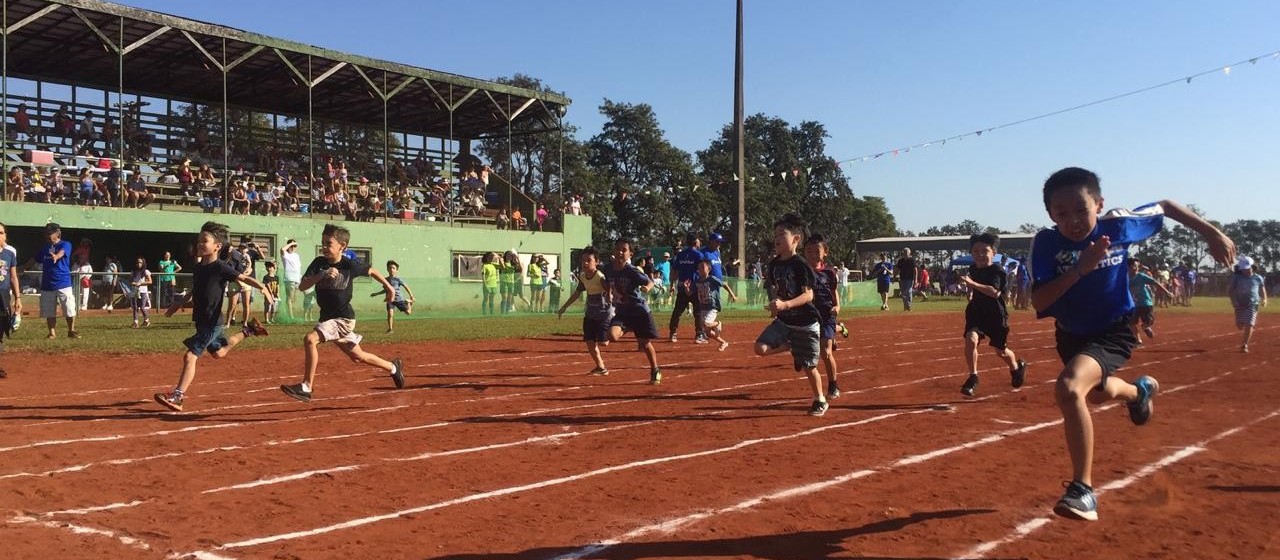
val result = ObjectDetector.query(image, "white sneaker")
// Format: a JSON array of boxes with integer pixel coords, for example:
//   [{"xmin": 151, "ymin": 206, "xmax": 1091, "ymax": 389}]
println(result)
[{"xmin": 718, "ymin": 340, "xmax": 730, "ymax": 352}]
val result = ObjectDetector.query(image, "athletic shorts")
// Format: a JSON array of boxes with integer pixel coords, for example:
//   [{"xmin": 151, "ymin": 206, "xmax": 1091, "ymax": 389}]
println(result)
[
  {"xmin": 1055, "ymin": 316, "xmax": 1136, "ymax": 386},
  {"xmin": 387, "ymin": 300, "xmax": 410, "ymax": 314},
  {"xmin": 701, "ymin": 308, "xmax": 720, "ymax": 327},
  {"xmin": 755, "ymin": 319, "xmax": 821, "ymax": 371},
  {"xmin": 965, "ymin": 315, "xmax": 1009, "ymax": 350},
  {"xmin": 582, "ymin": 316, "xmax": 610, "ymax": 342},
  {"xmin": 1133, "ymin": 305, "xmax": 1155, "ymax": 327},
  {"xmin": 1234, "ymin": 304, "xmax": 1258, "ymax": 328},
  {"xmin": 184, "ymin": 324, "xmax": 229, "ymax": 357},
  {"xmin": 610, "ymin": 306, "xmax": 660, "ymax": 340},
  {"xmin": 818, "ymin": 313, "xmax": 837, "ymax": 341},
  {"xmin": 315, "ymin": 318, "xmax": 363, "ymax": 345},
  {"xmin": 40, "ymin": 287, "xmax": 77, "ymax": 319},
  {"xmin": 877, "ymin": 279, "xmax": 891, "ymax": 295}
]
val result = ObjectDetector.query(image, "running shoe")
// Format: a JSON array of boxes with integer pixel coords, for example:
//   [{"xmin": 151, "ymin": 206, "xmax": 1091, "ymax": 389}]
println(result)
[
  {"xmin": 154, "ymin": 391, "xmax": 184, "ymax": 412},
  {"xmin": 827, "ymin": 382, "xmax": 841, "ymax": 400},
  {"xmin": 588, "ymin": 366, "xmax": 610, "ymax": 376},
  {"xmin": 718, "ymin": 340, "xmax": 730, "ymax": 352},
  {"xmin": 280, "ymin": 383, "xmax": 312, "ymax": 403},
  {"xmin": 243, "ymin": 317, "xmax": 269, "ymax": 337},
  {"xmin": 1241, "ymin": 344, "xmax": 1249, "ymax": 353},
  {"xmin": 649, "ymin": 368, "xmax": 662, "ymax": 385},
  {"xmin": 67, "ymin": 331, "xmax": 81, "ymax": 339},
  {"xmin": 961, "ymin": 373, "xmax": 979, "ymax": 397},
  {"xmin": 390, "ymin": 358, "xmax": 405, "ymax": 389},
  {"xmin": 1011, "ymin": 360, "xmax": 1027, "ymax": 388},
  {"xmin": 1054, "ymin": 480, "xmax": 1098, "ymax": 521},
  {"xmin": 808, "ymin": 400, "xmax": 829, "ymax": 417},
  {"xmin": 837, "ymin": 322, "xmax": 849, "ymax": 338},
  {"xmin": 1128, "ymin": 376, "xmax": 1159, "ymax": 426},
  {"xmin": 668, "ymin": 333, "xmax": 677, "ymax": 343},
  {"xmin": 694, "ymin": 336, "xmax": 709, "ymax": 345},
  {"xmin": 1143, "ymin": 326, "xmax": 1155, "ymax": 339}
]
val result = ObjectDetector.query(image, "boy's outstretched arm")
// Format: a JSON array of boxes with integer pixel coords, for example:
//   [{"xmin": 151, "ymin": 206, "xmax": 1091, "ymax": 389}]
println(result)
[
  {"xmin": 367, "ymin": 269, "xmax": 396, "ymax": 301},
  {"xmin": 557, "ymin": 284, "xmax": 585, "ymax": 318},
  {"xmin": 238, "ymin": 273, "xmax": 275, "ymax": 305},
  {"xmin": 1158, "ymin": 199, "xmax": 1236, "ymax": 266}
]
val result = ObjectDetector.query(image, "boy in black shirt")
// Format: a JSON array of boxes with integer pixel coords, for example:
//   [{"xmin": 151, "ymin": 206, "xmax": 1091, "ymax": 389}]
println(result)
[
  {"xmin": 280, "ymin": 224, "xmax": 405, "ymax": 402},
  {"xmin": 959, "ymin": 232, "xmax": 1027, "ymax": 396},
  {"xmin": 754, "ymin": 214, "xmax": 827, "ymax": 416},
  {"xmin": 604, "ymin": 239, "xmax": 663, "ymax": 385},
  {"xmin": 154, "ymin": 222, "xmax": 273, "ymax": 412}
]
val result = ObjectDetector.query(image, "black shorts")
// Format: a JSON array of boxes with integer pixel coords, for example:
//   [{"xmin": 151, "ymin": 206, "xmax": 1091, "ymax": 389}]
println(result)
[
  {"xmin": 387, "ymin": 300, "xmax": 410, "ymax": 314},
  {"xmin": 1133, "ymin": 305, "xmax": 1154, "ymax": 327},
  {"xmin": 965, "ymin": 316, "xmax": 1009, "ymax": 350},
  {"xmin": 1055, "ymin": 316, "xmax": 1136, "ymax": 384},
  {"xmin": 877, "ymin": 280, "xmax": 891, "ymax": 294},
  {"xmin": 818, "ymin": 313, "xmax": 837, "ymax": 341},
  {"xmin": 610, "ymin": 306, "xmax": 660, "ymax": 340},
  {"xmin": 582, "ymin": 315, "xmax": 610, "ymax": 342}
]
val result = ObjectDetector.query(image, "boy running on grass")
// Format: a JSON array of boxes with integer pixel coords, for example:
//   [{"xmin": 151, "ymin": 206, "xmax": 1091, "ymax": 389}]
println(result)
[
  {"xmin": 154, "ymin": 221, "xmax": 273, "ymax": 412},
  {"xmin": 755, "ymin": 214, "xmax": 827, "ymax": 416},
  {"xmin": 605, "ymin": 239, "xmax": 663, "ymax": 384},
  {"xmin": 557, "ymin": 246, "xmax": 613, "ymax": 375},
  {"xmin": 1031, "ymin": 167, "xmax": 1233, "ymax": 521},
  {"xmin": 958, "ymin": 232, "xmax": 1027, "ymax": 397},
  {"xmin": 803, "ymin": 233, "xmax": 843, "ymax": 399},
  {"xmin": 370, "ymin": 260, "xmax": 415, "ymax": 333},
  {"xmin": 280, "ymin": 224, "xmax": 405, "ymax": 402}
]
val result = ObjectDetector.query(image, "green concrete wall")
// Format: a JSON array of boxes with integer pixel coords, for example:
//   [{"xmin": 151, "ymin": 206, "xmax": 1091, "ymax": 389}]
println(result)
[{"xmin": 0, "ymin": 201, "xmax": 592, "ymax": 318}]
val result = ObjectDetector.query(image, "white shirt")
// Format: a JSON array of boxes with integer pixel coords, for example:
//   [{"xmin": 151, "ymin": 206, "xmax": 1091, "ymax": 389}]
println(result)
[
  {"xmin": 281, "ymin": 250, "xmax": 302, "ymax": 283},
  {"xmin": 570, "ymin": 199, "xmax": 582, "ymax": 215}
]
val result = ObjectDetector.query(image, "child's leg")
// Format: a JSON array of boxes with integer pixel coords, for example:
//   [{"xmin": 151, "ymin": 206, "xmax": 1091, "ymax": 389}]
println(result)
[
  {"xmin": 586, "ymin": 341, "xmax": 606, "ymax": 370},
  {"xmin": 386, "ymin": 307, "xmax": 394, "ymax": 331},
  {"xmin": 174, "ymin": 351, "xmax": 200, "ymax": 393},
  {"xmin": 964, "ymin": 331, "xmax": 980, "ymax": 373},
  {"xmin": 302, "ymin": 330, "xmax": 322, "ymax": 387},
  {"xmin": 638, "ymin": 339, "xmax": 659, "ymax": 369},
  {"xmin": 1055, "ymin": 356, "xmax": 1140, "ymax": 486},
  {"xmin": 996, "ymin": 346, "xmax": 1019, "ymax": 370},
  {"xmin": 1129, "ymin": 314, "xmax": 1143, "ymax": 344},
  {"xmin": 132, "ymin": 297, "xmax": 141, "ymax": 324},
  {"xmin": 821, "ymin": 338, "xmax": 838, "ymax": 385},
  {"xmin": 804, "ymin": 366, "xmax": 826, "ymax": 402},
  {"xmin": 209, "ymin": 329, "xmax": 249, "ymax": 358},
  {"xmin": 337, "ymin": 341, "xmax": 396, "ymax": 373},
  {"xmin": 1242, "ymin": 325, "xmax": 1254, "ymax": 348}
]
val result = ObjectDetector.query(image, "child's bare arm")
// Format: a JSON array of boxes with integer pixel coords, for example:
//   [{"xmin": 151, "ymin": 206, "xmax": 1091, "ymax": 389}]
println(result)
[
  {"xmin": 368, "ymin": 269, "xmax": 395, "ymax": 301},
  {"xmin": 238, "ymin": 273, "xmax": 274, "ymax": 302},
  {"xmin": 402, "ymin": 284, "xmax": 415, "ymax": 302},
  {"xmin": 557, "ymin": 283, "xmax": 585, "ymax": 317},
  {"xmin": 1158, "ymin": 200, "xmax": 1236, "ymax": 266}
]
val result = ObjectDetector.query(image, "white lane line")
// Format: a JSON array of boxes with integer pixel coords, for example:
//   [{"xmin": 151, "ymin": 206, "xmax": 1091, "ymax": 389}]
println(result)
[
  {"xmin": 957, "ymin": 407, "xmax": 1280, "ymax": 560},
  {"xmin": 203, "ymin": 466, "xmax": 364, "ymax": 494},
  {"xmin": 196, "ymin": 409, "xmax": 939, "ymax": 552},
  {"xmin": 10, "ymin": 515, "xmax": 152, "ymax": 551},
  {"xmin": 41, "ymin": 500, "xmax": 148, "ymax": 516},
  {"xmin": 547, "ymin": 358, "xmax": 1274, "ymax": 560}
]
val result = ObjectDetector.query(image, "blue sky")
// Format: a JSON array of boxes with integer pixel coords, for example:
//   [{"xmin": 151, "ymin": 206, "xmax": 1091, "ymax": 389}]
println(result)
[{"xmin": 114, "ymin": 1, "xmax": 1280, "ymax": 232}]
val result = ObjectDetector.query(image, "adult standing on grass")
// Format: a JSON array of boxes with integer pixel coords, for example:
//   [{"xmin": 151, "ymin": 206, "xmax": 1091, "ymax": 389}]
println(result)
[
  {"xmin": 280, "ymin": 239, "xmax": 302, "ymax": 319},
  {"xmin": 0, "ymin": 222, "xmax": 20, "ymax": 378},
  {"xmin": 39, "ymin": 223, "xmax": 78, "ymax": 339},
  {"xmin": 668, "ymin": 232, "xmax": 703, "ymax": 342},
  {"xmin": 894, "ymin": 247, "xmax": 920, "ymax": 311},
  {"xmin": 157, "ymin": 250, "xmax": 182, "ymax": 308}
]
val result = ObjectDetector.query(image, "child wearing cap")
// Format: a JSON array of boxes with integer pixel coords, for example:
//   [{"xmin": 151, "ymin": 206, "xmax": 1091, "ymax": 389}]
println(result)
[{"xmin": 1228, "ymin": 256, "xmax": 1267, "ymax": 353}]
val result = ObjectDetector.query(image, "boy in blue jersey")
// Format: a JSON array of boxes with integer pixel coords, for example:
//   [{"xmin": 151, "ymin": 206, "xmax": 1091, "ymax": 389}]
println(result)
[
  {"xmin": 606, "ymin": 239, "xmax": 663, "ymax": 384},
  {"xmin": 755, "ymin": 214, "xmax": 827, "ymax": 416},
  {"xmin": 694, "ymin": 257, "xmax": 737, "ymax": 352},
  {"xmin": 1031, "ymin": 167, "xmax": 1234, "ymax": 521},
  {"xmin": 959, "ymin": 233, "xmax": 1027, "ymax": 397},
  {"xmin": 804, "ymin": 234, "xmax": 843, "ymax": 399},
  {"xmin": 668, "ymin": 233, "xmax": 704, "ymax": 343},
  {"xmin": 1127, "ymin": 259, "xmax": 1171, "ymax": 347}
]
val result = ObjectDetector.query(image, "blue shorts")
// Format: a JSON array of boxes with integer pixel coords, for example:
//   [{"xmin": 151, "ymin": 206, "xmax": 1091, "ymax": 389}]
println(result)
[
  {"xmin": 582, "ymin": 315, "xmax": 610, "ymax": 342},
  {"xmin": 184, "ymin": 324, "xmax": 229, "ymax": 357},
  {"xmin": 818, "ymin": 314, "xmax": 837, "ymax": 341},
  {"xmin": 756, "ymin": 319, "xmax": 821, "ymax": 371},
  {"xmin": 387, "ymin": 300, "xmax": 410, "ymax": 314},
  {"xmin": 610, "ymin": 306, "xmax": 660, "ymax": 340}
]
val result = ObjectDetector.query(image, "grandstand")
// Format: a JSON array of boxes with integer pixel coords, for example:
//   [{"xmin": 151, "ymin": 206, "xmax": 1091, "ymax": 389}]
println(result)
[{"xmin": 1, "ymin": 0, "xmax": 588, "ymax": 317}]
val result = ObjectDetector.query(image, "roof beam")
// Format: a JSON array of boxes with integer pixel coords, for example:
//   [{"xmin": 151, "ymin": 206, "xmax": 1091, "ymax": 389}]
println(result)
[
  {"xmin": 223, "ymin": 45, "xmax": 264, "ymax": 72},
  {"xmin": 309, "ymin": 61, "xmax": 347, "ymax": 87},
  {"xmin": 181, "ymin": 29, "xmax": 222, "ymax": 71},
  {"xmin": 71, "ymin": 7, "xmax": 119, "ymax": 53},
  {"xmin": 122, "ymin": 25, "xmax": 171, "ymax": 55},
  {"xmin": 6, "ymin": 3, "xmax": 61, "ymax": 34}
]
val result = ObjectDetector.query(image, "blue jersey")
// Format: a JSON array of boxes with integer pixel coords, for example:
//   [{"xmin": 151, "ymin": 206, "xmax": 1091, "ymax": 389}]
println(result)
[
  {"xmin": 695, "ymin": 275, "xmax": 725, "ymax": 311},
  {"xmin": 1030, "ymin": 203, "xmax": 1164, "ymax": 335},
  {"xmin": 872, "ymin": 261, "xmax": 893, "ymax": 285},
  {"xmin": 701, "ymin": 248, "xmax": 724, "ymax": 280},
  {"xmin": 1229, "ymin": 273, "xmax": 1265, "ymax": 307},
  {"xmin": 386, "ymin": 276, "xmax": 407, "ymax": 302},
  {"xmin": 674, "ymin": 247, "xmax": 702, "ymax": 285},
  {"xmin": 40, "ymin": 240, "xmax": 74, "ymax": 290},
  {"xmin": 812, "ymin": 267, "xmax": 838, "ymax": 315},
  {"xmin": 606, "ymin": 263, "xmax": 652, "ymax": 311}
]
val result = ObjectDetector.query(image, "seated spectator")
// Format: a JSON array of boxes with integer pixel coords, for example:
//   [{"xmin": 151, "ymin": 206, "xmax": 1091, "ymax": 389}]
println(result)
[
  {"xmin": 28, "ymin": 167, "xmax": 50, "ymax": 203},
  {"xmin": 47, "ymin": 167, "xmax": 68, "ymax": 204},
  {"xmin": 6, "ymin": 167, "xmax": 25, "ymax": 202},
  {"xmin": 104, "ymin": 163, "xmax": 122, "ymax": 206},
  {"xmin": 124, "ymin": 172, "xmax": 154, "ymax": 208},
  {"xmin": 230, "ymin": 180, "xmax": 250, "ymax": 215},
  {"xmin": 197, "ymin": 163, "xmax": 216, "ymax": 189},
  {"xmin": 511, "ymin": 207, "xmax": 527, "ymax": 230},
  {"xmin": 495, "ymin": 206, "xmax": 510, "ymax": 230},
  {"xmin": 77, "ymin": 168, "xmax": 97, "ymax": 205},
  {"xmin": 93, "ymin": 172, "xmax": 113, "ymax": 207},
  {"xmin": 258, "ymin": 184, "xmax": 280, "ymax": 216},
  {"xmin": 282, "ymin": 179, "xmax": 300, "ymax": 212}
]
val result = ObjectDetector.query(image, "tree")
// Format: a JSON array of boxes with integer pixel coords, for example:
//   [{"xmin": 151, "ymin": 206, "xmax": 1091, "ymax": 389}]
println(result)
[
  {"xmin": 1222, "ymin": 219, "xmax": 1280, "ymax": 271},
  {"xmin": 1016, "ymin": 222, "xmax": 1044, "ymax": 234}
]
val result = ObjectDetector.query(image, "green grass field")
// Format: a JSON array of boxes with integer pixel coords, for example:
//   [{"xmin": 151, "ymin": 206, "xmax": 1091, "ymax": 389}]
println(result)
[{"xmin": 1, "ymin": 296, "xmax": 1266, "ymax": 356}]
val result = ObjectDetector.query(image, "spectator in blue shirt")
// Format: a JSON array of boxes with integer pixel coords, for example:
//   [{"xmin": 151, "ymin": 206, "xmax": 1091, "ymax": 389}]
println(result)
[
  {"xmin": 668, "ymin": 232, "xmax": 703, "ymax": 343},
  {"xmin": 1030, "ymin": 167, "xmax": 1234, "ymax": 522},
  {"xmin": 38, "ymin": 223, "xmax": 79, "ymax": 339}
]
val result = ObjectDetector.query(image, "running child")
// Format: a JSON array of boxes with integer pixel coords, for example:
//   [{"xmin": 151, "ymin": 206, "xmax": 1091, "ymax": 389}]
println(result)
[
  {"xmin": 154, "ymin": 222, "xmax": 273, "ymax": 412},
  {"xmin": 129, "ymin": 256, "xmax": 152, "ymax": 328},
  {"xmin": 1229, "ymin": 256, "xmax": 1267, "ymax": 353},
  {"xmin": 1030, "ymin": 167, "xmax": 1234, "ymax": 521},
  {"xmin": 872, "ymin": 252, "xmax": 893, "ymax": 311},
  {"xmin": 754, "ymin": 214, "xmax": 827, "ymax": 416},
  {"xmin": 803, "ymin": 233, "xmax": 843, "ymax": 399},
  {"xmin": 557, "ymin": 246, "xmax": 612, "ymax": 375},
  {"xmin": 370, "ymin": 259, "xmax": 414, "ymax": 333},
  {"xmin": 694, "ymin": 257, "xmax": 738, "ymax": 352},
  {"xmin": 261, "ymin": 261, "xmax": 280, "ymax": 324},
  {"xmin": 605, "ymin": 239, "xmax": 663, "ymax": 384},
  {"xmin": 958, "ymin": 233, "xmax": 1027, "ymax": 397},
  {"xmin": 1127, "ymin": 259, "xmax": 1171, "ymax": 346},
  {"xmin": 280, "ymin": 224, "xmax": 405, "ymax": 402}
]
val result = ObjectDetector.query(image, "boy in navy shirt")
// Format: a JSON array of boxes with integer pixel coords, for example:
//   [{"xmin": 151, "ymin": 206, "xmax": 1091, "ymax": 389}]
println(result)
[
  {"xmin": 1031, "ymin": 167, "xmax": 1234, "ymax": 521},
  {"xmin": 694, "ymin": 257, "xmax": 737, "ymax": 352},
  {"xmin": 370, "ymin": 259, "xmax": 415, "ymax": 333},
  {"xmin": 605, "ymin": 239, "xmax": 662, "ymax": 384},
  {"xmin": 803, "ymin": 233, "xmax": 843, "ymax": 399},
  {"xmin": 755, "ymin": 214, "xmax": 827, "ymax": 416},
  {"xmin": 959, "ymin": 233, "xmax": 1027, "ymax": 397}
]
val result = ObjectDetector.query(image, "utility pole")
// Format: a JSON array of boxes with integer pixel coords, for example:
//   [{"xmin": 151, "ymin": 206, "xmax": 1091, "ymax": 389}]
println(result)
[{"xmin": 734, "ymin": 0, "xmax": 746, "ymax": 280}]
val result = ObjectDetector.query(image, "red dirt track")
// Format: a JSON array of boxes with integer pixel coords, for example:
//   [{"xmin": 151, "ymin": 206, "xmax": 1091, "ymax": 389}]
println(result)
[{"xmin": 1, "ymin": 311, "xmax": 1277, "ymax": 559}]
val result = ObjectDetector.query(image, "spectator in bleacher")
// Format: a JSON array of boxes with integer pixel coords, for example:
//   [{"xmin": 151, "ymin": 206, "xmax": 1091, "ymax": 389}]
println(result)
[
  {"xmin": 282, "ymin": 179, "xmax": 301, "ymax": 212},
  {"xmin": 230, "ymin": 180, "xmax": 250, "ymax": 215},
  {"xmin": 535, "ymin": 203, "xmax": 549, "ymax": 231},
  {"xmin": 5, "ymin": 167, "xmax": 24, "ymax": 202},
  {"xmin": 104, "ymin": 162, "xmax": 122, "ymax": 206},
  {"xmin": 93, "ymin": 172, "xmax": 113, "ymax": 207},
  {"xmin": 28, "ymin": 167, "xmax": 49, "ymax": 203},
  {"xmin": 47, "ymin": 167, "xmax": 67, "ymax": 204},
  {"xmin": 495, "ymin": 206, "xmax": 510, "ymax": 230},
  {"xmin": 511, "ymin": 206, "xmax": 527, "ymax": 230},
  {"xmin": 124, "ymin": 171, "xmax": 153, "ymax": 208},
  {"xmin": 77, "ymin": 168, "xmax": 97, "ymax": 205},
  {"xmin": 74, "ymin": 110, "xmax": 95, "ymax": 153},
  {"xmin": 54, "ymin": 104, "xmax": 74, "ymax": 147},
  {"xmin": 569, "ymin": 194, "xmax": 583, "ymax": 216},
  {"xmin": 196, "ymin": 163, "xmax": 216, "ymax": 189},
  {"xmin": 102, "ymin": 117, "xmax": 118, "ymax": 153},
  {"xmin": 177, "ymin": 159, "xmax": 198, "ymax": 201},
  {"xmin": 259, "ymin": 183, "xmax": 281, "ymax": 216},
  {"xmin": 12, "ymin": 102, "xmax": 34, "ymax": 143}
]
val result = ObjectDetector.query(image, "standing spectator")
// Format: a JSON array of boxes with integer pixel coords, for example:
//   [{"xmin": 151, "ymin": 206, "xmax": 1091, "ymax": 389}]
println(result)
[
  {"xmin": 39, "ymin": 223, "xmax": 79, "ymax": 339},
  {"xmin": 129, "ymin": 256, "xmax": 152, "ymax": 328},
  {"xmin": 569, "ymin": 194, "xmax": 583, "ymax": 216},
  {"xmin": 528, "ymin": 255, "xmax": 546, "ymax": 313},
  {"xmin": 894, "ymin": 247, "xmax": 920, "ymax": 311},
  {"xmin": 12, "ymin": 102, "xmax": 34, "ymax": 143},
  {"xmin": 0, "ymin": 223, "xmax": 21, "ymax": 377},
  {"xmin": 74, "ymin": 110, "xmax": 95, "ymax": 152},
  {"xmin": 74, "ymin": 255, "xmax": 93, "ymax": 311},
  {"xmin": 872, "ymin": 252, "xmax": 893, "ymax": 311},
  {"xmin": 280, "ymin": 239, "xmax": 302, "ymax": 319},
  {"xmin": 669, "ymin": 232, "xmax": 703, "ymax": 342},
  {"xmin": 261, "ymin": 262, "xmax": 281, "ymax": 325},
  {"xmin": 511, "ymin": 206, "xmax": 527, "ymax": 230},
  {"xmin": 157, "ymin": 251, "xmax": 182, "ymax": 308},
  {"xmin": 102, "ymin": 255, "xmax": 121, "ymax": 312},
  {"xmin": 53, "ymin": 104, "xmax": 74, "ymax": 147},
  {"xmin": 548, "ymin": 268, "xmax": 563, "ymax": 314},
  {"xmin": 535, "ymin": 203, "xmax": 549, "ymax": 231},
  {"xmin": 481, "ymin": 252, "xmax": 499, "ymax": 315}
]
